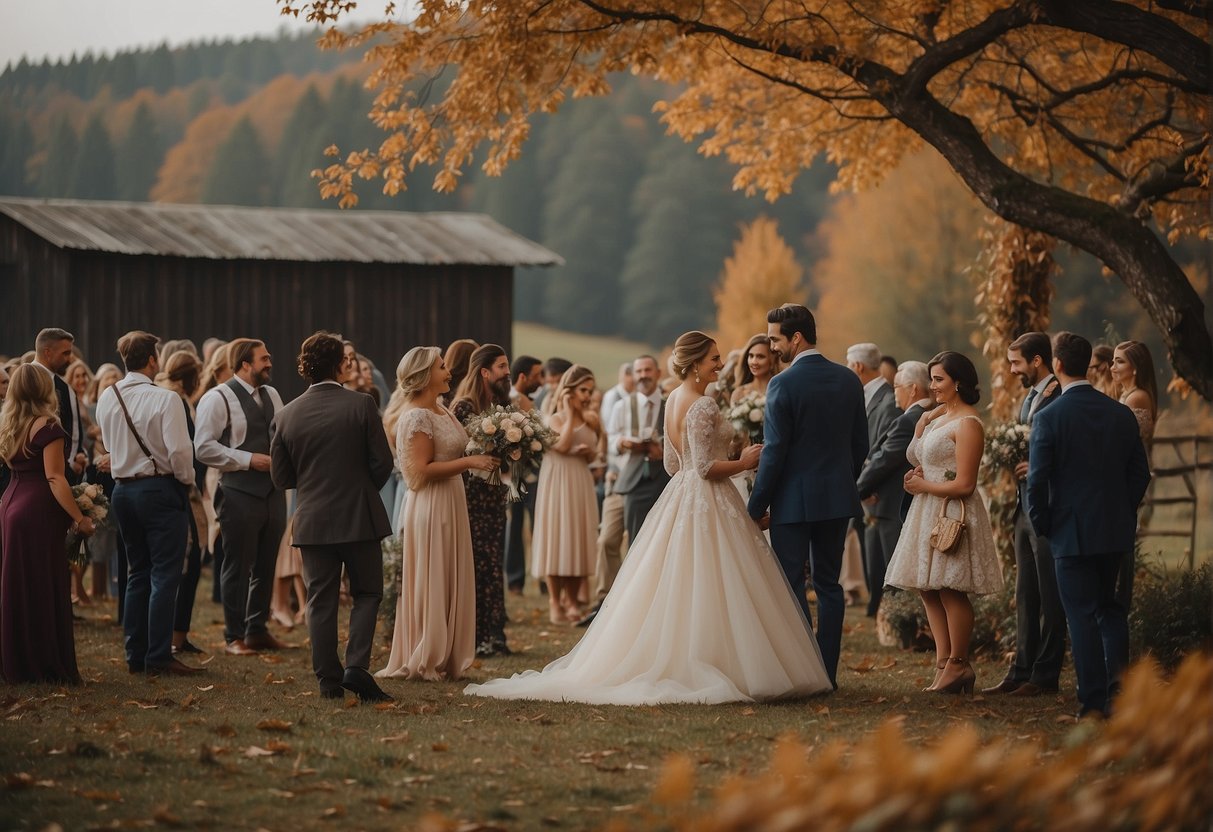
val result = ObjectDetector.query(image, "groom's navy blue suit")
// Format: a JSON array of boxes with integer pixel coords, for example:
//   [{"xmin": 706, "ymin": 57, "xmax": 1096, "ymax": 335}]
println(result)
[
  {"xmin": 1027, "ymin": 383, "xmax": 1149, "ymax": 716},
  {"xmin": 748, "ymin": 352, "xmax": 868, "ymax": 686}
]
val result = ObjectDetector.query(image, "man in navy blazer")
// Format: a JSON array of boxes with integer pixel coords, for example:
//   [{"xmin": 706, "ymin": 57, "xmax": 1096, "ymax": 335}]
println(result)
[
  {"xmin": 748, "ymin": 304, "xmax": 868, "ymax": 688},
  {"xmin": 1027, "ymin": 332, "xmax": 1150, "ymax": 718}
]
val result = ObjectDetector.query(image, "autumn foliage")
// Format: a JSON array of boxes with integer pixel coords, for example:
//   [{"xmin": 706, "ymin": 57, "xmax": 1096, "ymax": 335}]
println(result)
[
  {"xmin": 282, "ymin": 0, "xmax": 1211, "ymax": 398},
  {"xmin": 712, "ymin": 217, "xmax": 805, "ymax": 354}
]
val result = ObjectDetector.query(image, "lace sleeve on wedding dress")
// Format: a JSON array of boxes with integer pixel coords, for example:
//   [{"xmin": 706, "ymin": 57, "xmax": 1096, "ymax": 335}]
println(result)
[
  {"xmin": 686, "ymin": 398, "xmax": 719, "ymax": 479},
  {"xmin": 397, "ymin": 408, "xmax": 434, "ymax": 491},
  {"xmin": 664, "ymin": 432, "xmax": 680, "ymax": 477},
  {"xmin": 906, "ymin": 433, "xmax": 922, "ymax": 468}
]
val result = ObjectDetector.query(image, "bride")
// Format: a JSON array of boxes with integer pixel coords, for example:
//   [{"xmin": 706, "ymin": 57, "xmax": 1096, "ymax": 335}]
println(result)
[{"xmin": 464, "ymin": 331, "xmax": 832, "ymax": 705}]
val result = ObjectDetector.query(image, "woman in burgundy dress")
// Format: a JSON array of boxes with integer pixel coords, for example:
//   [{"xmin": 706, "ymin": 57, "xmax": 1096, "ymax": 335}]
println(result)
[{"xmin": 0, "ymin": 364, "xmax": 95, "ymax": 684}]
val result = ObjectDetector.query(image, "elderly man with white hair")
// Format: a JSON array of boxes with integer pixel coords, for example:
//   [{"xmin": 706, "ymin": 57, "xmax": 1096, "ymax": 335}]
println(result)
[
  {"xmin": 855, "ymin": 360, "xmax": 934, "ymax": 615},
  {"xmin": 847, "ymin": 343, "xmax": 902, "ymax": 617}
]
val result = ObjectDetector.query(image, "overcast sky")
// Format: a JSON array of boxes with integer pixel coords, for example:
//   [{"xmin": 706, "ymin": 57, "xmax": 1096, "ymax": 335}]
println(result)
[{"xmin": 0, "ymin": 0, "xmax": 350, "ymax": 67}]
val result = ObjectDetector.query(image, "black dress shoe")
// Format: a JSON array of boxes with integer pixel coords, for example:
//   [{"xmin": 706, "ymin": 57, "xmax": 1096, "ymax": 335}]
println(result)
[
  {"xmin": 172, "ymin": 639, "xmax": 205, "ymax": 655},
  {"xmin": 320, "ymin": 687, "xmax": 346, "ymax": 700},
  {"xmin": 147, "ymin": 658, "xmax": 205, "ymax": 676},
  {"xmin": 243, "ymin": 631, "xmax": 292, "ymax": 651},
  {"xmin": 128, "ymin": 663, "xmax": 145, "ymax": 674},
  {"xmin": 980, "ymin": 678, "xmax": 1024, "ymax": 695},
  {"xmin": 1009, "ymin": 682, "xmax": 1059, "ymax": 697},
  {"xmin": 342, "ymin": 667, "xmax": 393, "ymax": 703}
]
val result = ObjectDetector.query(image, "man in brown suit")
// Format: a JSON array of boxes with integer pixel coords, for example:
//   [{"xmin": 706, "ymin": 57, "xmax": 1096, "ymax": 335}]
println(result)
[{"xmin": 270, "ymin": 332, "xmax": 394, "ymax": 702}]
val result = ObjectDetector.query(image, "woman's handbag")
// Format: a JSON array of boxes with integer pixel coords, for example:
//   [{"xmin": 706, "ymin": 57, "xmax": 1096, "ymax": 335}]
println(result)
[{"xmin": 929, "ymin": 497, "xmax": 967, "ymax": 553}]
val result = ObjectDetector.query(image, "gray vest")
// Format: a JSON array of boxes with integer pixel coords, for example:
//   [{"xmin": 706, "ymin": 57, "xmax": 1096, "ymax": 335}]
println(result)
[
  {"xmin": 615, "ymin": 394, "xmax": 669, "ymax": 494},
  {"xmin": 220, "ymin": 378, "xmax": 276, "ymax": 498}
]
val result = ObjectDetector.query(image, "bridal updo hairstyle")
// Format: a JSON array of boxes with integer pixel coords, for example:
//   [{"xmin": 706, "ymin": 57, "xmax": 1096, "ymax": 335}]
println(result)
[
  {"xmin": 671, "ymin": 331, "xmax": 715, "ymax": 380},
  {"xmin": 296, "ymin": 331, "xmax": 346, "ymax": 384},
  {"xmin": 928, "ymin": 350, "xmax": 981, "ymax": 405},
  {"xmin": 395, "ymin": 346, "xmax": 443, "ymax": 399}
]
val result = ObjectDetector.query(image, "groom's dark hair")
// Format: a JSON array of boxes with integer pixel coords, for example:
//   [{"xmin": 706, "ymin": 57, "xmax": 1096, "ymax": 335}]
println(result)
[
  {"xmin": 1052, "ymin": 331, "xmax": 1092, "ymax": 378},
  {"xmin": 767, "ymin": 304, "xmax": 816, "ymax": 345}
]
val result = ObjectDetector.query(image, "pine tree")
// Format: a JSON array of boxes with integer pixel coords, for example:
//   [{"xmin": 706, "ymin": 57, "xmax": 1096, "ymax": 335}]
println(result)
[
  {"xmin": 0, "ymin": 118, "xmax": 34, "ymax": 195},
  {"xmin": 713, "ymin": 217, "xmax": 805, "ymax": 353},
  {"xmin": 38, "ymin": 118, "xmax": 78, "ymax": 198},
  {"xmin": 202, "ymin": 116, "xmax": 269, "ymax": 206},
  {"xmin": 115, "ymin": 102, "xmax": 164, "ymax": 201},
  {"xmin": 275, "ymin": 85, "xmax": 328, "ymax": 208},
  {"xmin": 147, "ymin": 44, "xmax": 176, "ymax": 94},
  {"xmin": 70, "ymin": 114, "xmax": 117, "ymax": 199}
]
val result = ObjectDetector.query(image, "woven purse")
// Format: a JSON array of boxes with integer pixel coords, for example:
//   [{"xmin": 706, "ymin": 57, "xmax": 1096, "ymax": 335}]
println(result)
[{"xmin": 929, "ymin": 497, "xmax": 967, "ymax": 554}]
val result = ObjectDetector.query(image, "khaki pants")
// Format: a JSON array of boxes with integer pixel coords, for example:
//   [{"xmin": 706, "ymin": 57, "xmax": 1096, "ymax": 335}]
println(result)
[{"xmin": 593, "ymin": 493, "xmax": 627, "ymax": 601}]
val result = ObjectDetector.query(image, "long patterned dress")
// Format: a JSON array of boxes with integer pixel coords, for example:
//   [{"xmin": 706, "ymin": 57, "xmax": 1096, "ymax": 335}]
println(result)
[{"xmin": 452, "ymin": 399, "xmax": 510, "ymax": 656}]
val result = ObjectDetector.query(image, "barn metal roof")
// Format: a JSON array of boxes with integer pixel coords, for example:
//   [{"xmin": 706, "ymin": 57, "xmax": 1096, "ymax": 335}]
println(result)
[{"xmin": 0, "ymin": 198, "xmax": 562, "ymax": 267}]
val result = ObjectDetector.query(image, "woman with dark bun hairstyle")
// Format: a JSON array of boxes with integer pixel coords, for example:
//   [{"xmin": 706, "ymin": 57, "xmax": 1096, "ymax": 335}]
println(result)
[{"xmin": 884, "ymin": 350, "xmax": 1003, "ymax": 695}]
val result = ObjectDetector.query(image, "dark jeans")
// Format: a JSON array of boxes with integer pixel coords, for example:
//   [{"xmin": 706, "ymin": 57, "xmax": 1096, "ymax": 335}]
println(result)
[
  {"xmin": 173, "ymin": 502, "xmax": 203, "ymax": 633},
  {"xmin": 770, "ymin": 517, "xmax": 849, "ymax": 687},
  {"xmin": 504, "ymin": 486, "xmax": 535, "ymax": 591},
  {"xmin": 217, "ymin": 487, "xmax": 286, "ymax": 643},
  {"xmin": 113, "ymin": 478, "xmax": 189, "ymax": 669},
  {"xmin": 1008, "ymin": 510, "xmax": 1066, "ymax": 686},
  {"xmin": 299, "ymin": 540, "xmax": 382, "ymax": 693},
  {"xmin": 1054, "ymin": 553, "xmax": 1128, "ymax": 716}
]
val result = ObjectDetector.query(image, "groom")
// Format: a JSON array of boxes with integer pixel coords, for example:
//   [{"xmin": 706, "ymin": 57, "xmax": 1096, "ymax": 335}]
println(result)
[{"xmin": 748, "ymin": 305, "xmax": 868, "ymax": 688}]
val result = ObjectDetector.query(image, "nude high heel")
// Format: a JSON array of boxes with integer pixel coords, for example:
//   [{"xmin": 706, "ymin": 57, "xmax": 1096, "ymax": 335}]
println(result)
[
  {"xmin": 933, "ymin": 657, "xmax": 976, "ymax": 695},
  {"xmin": 922, "ymin": 659, "xmax": 948, "ymax": 692}
]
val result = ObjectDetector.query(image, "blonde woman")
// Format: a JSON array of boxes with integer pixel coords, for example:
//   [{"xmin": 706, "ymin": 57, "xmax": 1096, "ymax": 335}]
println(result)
[
  {"xmin": 467, "ymin": 331, "xmax": 832, "ymax": 705},
  {"xmin": 0, "ymin": 365, "xmax": 94, "ymax": 684},
  {"xmin": 530, "ymin": 365, "xmax": 601, "ymax": 624},
  {"xmin": 377, "ymin": 347, "xmax": 497, "ymax": 681}
]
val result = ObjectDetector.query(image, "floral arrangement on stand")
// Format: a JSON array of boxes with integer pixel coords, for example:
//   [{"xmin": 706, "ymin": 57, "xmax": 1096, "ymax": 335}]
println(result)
[
  {"xmin": 463, "ymin": 405, "xmax": 556, "ymax": 501},
  {"xmin": 725, "ymin": 392, "xmax": 766, "ymax": 444},
  {"xmin": 65, "ymin": 483, "xmax": 110, "ymax": 567},
  {"xmin": 983, "ymin": 421, "xmax": 1031, "ymax": 473}
]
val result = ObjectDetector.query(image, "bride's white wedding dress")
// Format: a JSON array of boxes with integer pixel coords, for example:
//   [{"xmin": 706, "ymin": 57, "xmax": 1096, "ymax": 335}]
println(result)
[{"xmin": 464, "ymin": 396, "xmax": 832, "ymax": 705}]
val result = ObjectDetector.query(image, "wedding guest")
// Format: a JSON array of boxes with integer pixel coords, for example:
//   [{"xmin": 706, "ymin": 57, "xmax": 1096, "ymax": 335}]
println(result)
[
  {"xmin": 0, "ymin": 364, "xmax": 92, "ymax": 684},
  {"xmin": 96, "ymin": 331, "xmax": 201, "ymax": 676},
  {"xmin": 451, "ymin": 344, "xmax": 513, "ymax": 657},
  {"xmin": 880, "ymin": 355, "xmax": 898, "ymax": 387},
  {"xmin": 1110, "ymin": 339, "xmax": 1158, "ymax": 609},
  {"xmin": 201, "ymin": 337, "xmax": 226, "ymax": 365},
  {"xmin": 378, "ymin": 347, "xmax": 497, "ymax": 681},
  {"xmin": 441, "ymin": 339, "xmax": 479, "ymax": 408},
  {"xmin": 86, "ymin": 368, "xmax": 121, "ymax": 605},
  {"xmin": 731, "ymin": 334, "xmax": 779, "ymax": 403},
  {"xmin": 589, "ymin": 362, "xmax": 636, "ymax": 614},
  {"xmin": 270, "ymin": 332, "xmax": 395, "ymax": 702},
  {"xmin": 270, "ymin": 511, "xmax": 307, "ymax": 629},
  {"xmin": 356, "ymin": 354, "xmax": 382, "ymax": 409},
  {"xmin": 847, "ymin": 342, "xmax": 900, "ymax": 615},
  {"xmin": 84, "ymin": 363, "xmax": 122, "ymax": 421},
  {"xmin": 196, "ymin": 343, "xmax": 233, "ymax": 603},
  {"xmin": 0, "ymin": 365, "xmax": 9, "ymax": 499},
  {"xmin": 341, "ymin": 340, "xmax": 361, "ymax": 390},
  {"xmin": 381, "ymin": 380, "xmax": 410, "ymax": 533},
  {"xmin": 504, "ymin": 355, "xmax": 543, "ymax": 595},
  {"xmin": 155, "ymin": 351, "xmax": 208, "ymax": 656},
  {"xmin": 198, "ymin": 343, "xmax": 233, "ymax": 399},
  {"xmin": 855, "ymin": 359, "xmax": 932, "ymax": 617},
  {"xmin": 64, "ymin": 357, "xmax": 95, "ymax": 605},
  {"xmin": 884, "ymin": 351, "xmax": 1003, "ymax": 695},
  {"xmin": 984, "ymin": 332, "xmax": 1064, "ymax": 697},
  {"xmin": 1028, "ymin": 332, "xmax": 1150, "ymax": 719},
  {"xmin": 195, "ymin": 338, "xmax": 288, "ymax": 656},
  {"xmin": 608, "ymin": 355, "xmax": 670, "ymax": 548},
  {"xmin": 159, "ymin": 339, "xmax": 199, "ymax": 363},
  {"xmin": 534, "ymin": 357, "xmax": 572, "ymax": 416},
  {"xmin": 65, "ymin": 359, "xmax": 93, "ymax": 405},
  {"xmin": 32, "ymin": 329, "xmax": 87, "ymax": 484},
  {"xmin": 1088, "ymin": 344, "xmax": 1115, "ymax": 397},
  {"xmin": 532, "ymin": 366, "xmax": 601, "ymax": 624}
]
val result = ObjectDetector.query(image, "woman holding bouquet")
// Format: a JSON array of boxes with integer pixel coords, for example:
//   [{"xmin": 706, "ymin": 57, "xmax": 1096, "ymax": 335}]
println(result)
[
  {"xmin": 532, "ymin": 366, "xmax": 601, "ymax": 624},
  {"xmin": 730, "ymin": 334, "xmax": 779, "ymax": 405},
  {"xmin": 378, "ymin": 347, "xmax": 498, "ymax": 681},
  {"xmin": 0, "ymin": 364, "xmax": 94, "ymax": 684}
]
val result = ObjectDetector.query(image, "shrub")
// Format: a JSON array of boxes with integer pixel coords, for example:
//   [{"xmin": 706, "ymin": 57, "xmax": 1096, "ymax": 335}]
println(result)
[
  {"xmin": 875, "ymin": 583, "xmax": 1015, "ymax": 656},
  {"xmin": 380, "ymin": 534, "xmax": 403, "ymax": 638},
  {"xmin": 1130, "ymin": 556, "xmax": 1213, "ymax": 671}
]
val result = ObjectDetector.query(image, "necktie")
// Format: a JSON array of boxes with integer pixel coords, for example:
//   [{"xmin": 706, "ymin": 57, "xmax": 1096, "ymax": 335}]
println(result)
[{"xmin": 1020, "ymin": 387, "xmax": 1038, "ymax": 424}]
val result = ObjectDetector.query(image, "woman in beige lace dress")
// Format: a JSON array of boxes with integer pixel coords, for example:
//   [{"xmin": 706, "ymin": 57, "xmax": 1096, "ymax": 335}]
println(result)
[
  {"xmin": 884, "ymin": 351, "xmax": 1003, "ymax": 695},
  {"xmin": 377, "ymin": 347, "xmax": 497, "ymax": 682},
  {"xmin": 1110, "ymin": 340, "xmax": 1157, "ymax": 608},
  {"xmin": 531, "ymin": 365, "xmax": 601, "ymax": 624}
]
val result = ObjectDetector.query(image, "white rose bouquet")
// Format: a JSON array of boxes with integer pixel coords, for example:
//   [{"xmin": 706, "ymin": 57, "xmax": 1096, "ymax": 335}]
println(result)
[
  {"xmin": 984, "ymin": 421, "xmax": 1031, "ymax": 472},
  {"xmin": 462, "ymin": 405, "xmax": 556, "ymax": 501},
  {"xmin": 726, "ymin": 392, "xmax": 766, "ymax": 444},
  {"xmin": 65, "ymin": 482, "xmax": 110, "ymax": 567}
]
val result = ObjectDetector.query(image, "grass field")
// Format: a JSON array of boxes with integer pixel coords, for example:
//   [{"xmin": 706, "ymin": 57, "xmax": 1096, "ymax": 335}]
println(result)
[{"xmin": 1, "ymin": 582, "xmax": 1119, "ymax": 832}]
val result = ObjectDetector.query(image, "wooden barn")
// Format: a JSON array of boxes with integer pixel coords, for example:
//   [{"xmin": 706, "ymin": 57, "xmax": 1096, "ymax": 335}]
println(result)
[{"xmin": 0, "ymin": 198, "xmax": 561, "ymax": 398}]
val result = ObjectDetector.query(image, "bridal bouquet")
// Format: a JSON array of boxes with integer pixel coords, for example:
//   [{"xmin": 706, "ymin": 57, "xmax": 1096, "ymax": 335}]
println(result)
[
  {"xmin": 726, "ymin": 392, "xmax": 766, "ymax": 443},
  {"xmin": 65, "ymin": 482, "xmax": 110, "ymax": 568},
  {"xmin": 984, "ymin": 421, "xmax": 1031, "ymax": 472},
  {"xmin": 463, "ymin": 405, "xmax": 556, "ymax": 501}
]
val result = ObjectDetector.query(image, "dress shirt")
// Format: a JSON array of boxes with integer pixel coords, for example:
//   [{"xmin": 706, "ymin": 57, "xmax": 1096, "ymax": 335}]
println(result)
[
  {"xmin": 33, "ymin": 359, "xmax": 83, "ymax": 456},
  {"xmin": 194, "ymin": 375, "xmax": 286, "ymax": 472},
  {"xmin": 789, "ymin": 348, "xmax": 822, "ymax": 367},
  {"xmin": 608, "ymin": 389, "xmax": 663, "ymax": 458},
  {"xmin": 863, "ymin": 375, "xmax": 890, "ymax": 409},
  {"xmin": 600, "ymin": 384, "xmax": 628, "ymax": 472},
  {"xmin": 95, "ymin": 372, "xmax": 195, "ymax": 485},
  {"xmin": 1060, "ymin": 379, "xmax": 1092, "ymax": 394},
  {"xmin": 1020, "ymin": 374, "xmax": 1055, "ymax": 424}
]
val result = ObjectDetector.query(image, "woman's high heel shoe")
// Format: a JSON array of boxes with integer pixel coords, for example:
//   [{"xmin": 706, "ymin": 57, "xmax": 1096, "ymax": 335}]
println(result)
[
  {"xmin": 922, "ymin": 659, "xmax": 948, "ymax": 692},
  {"xmin": 933, "ymin": 657, "xmax": 976, "ymax": 695}
]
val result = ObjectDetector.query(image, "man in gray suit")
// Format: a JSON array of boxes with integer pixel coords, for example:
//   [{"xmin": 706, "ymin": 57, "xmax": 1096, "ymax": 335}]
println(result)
[
  {"xmin": 856, "ymin": 360, "xmax": 930, "ymax": 617},
  {"xmin": 607, "ymin": 355, "xmax": 671, "ymax": 545},
  {"xmin": 270, "ymin": 332, "xmax": 395, "ymax": 703},
  {"xmin": 847, "ymin": 342, "xmax": 901, "ymax": 616}
]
